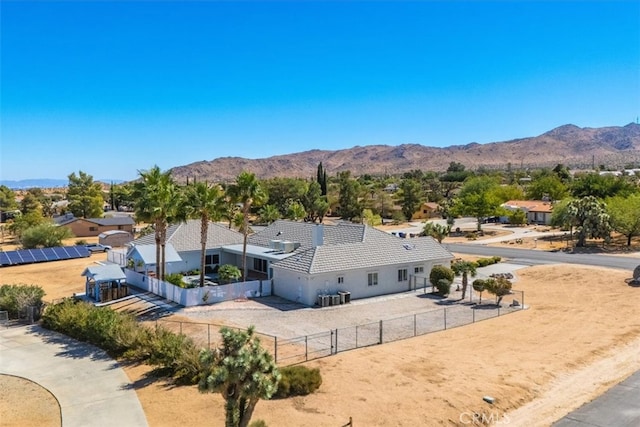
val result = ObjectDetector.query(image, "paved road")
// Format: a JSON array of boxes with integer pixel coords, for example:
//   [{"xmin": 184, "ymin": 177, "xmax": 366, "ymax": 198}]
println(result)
[
  {"xmin": 0, "ymin": 325, "xmax": 148, "ymax": 427},
  {"xmin": 445, "ymin": 243, "xmax": 640, "ymax": 271},
  {"xmin": 552, "ymin": 370, "xmax": 640, "ymax": 427}
]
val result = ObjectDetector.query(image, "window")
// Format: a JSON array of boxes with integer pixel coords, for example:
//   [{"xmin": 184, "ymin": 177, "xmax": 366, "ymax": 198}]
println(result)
[
  {"xmin": 89, "ymin": 226, "xmax": 97, "ymax": 232},
  {"xmin": 414, "ymin": 266, "xmax": 424, "ymax": 274},
  {"xmin": 205, "ymin": 254, "xmax": 220, "ymax": 265},
  {"xmin": 337, "ymin": 276, "xmax": 344, "ymax": 284},
  {"xmin": 118, "ymin": 225, "xmax": 124, "ymax": 230},
  {"xmin": 368, "ymin": 272, "xmax": 378, "ymax": 286},
  {"xmin": 253, "ymin": 258, "xmax": 267, "ymax": 273},
  {"xmin": 398, "ymin": 268, "xmax": 408, "ymax": 282}
]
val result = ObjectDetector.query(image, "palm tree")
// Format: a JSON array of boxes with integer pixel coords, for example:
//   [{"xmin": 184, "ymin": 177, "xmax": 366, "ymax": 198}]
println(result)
[
  {"xmin": 451, "ymin": 259, "xmax": 477, "ymax": 301},
  {"xmin": 186, "ymin": 181, "xmax": 226, "ymax": 287},
  {"xmin": 228, "ymin": 172, "xmax": 267, "ymax": 281},
  {"xmin": 133, "ymin": 166, "xmax": 185, "ymax": 280}
]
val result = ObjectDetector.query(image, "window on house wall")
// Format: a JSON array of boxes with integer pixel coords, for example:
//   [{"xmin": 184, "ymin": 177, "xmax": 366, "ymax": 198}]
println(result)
[
  {"xmin": 89, "ymin": 226, "xmax": 97, "ymax": 232},
  {"xmin": 337, "ymin": 276, "xmax": 344, "ymax": 284},
  {"xmin": 414, "ymin": 266, "xmax": 424, "ymax": 274},
  {"xmin": 205, "ymin": 254, "xmax": 220, "ymax": 265},
  {"xmin": 253, "ymin": 258, "xmax": 267, "ymax": 273},
  {"xmin": 368, "ymin": 272, "xmax": 378, "ymax": 286},
  {"xmin": 398, "ymin": 268, "xmax": 408, "ymax": 282},
  {"xmin": 118, "ymin": 225, "xmax": 123, "ymax": 230}
]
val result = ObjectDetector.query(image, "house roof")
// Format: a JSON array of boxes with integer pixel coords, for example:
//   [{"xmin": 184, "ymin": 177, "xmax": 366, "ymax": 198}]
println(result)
[
  {"xmin": 270, "ymin": 224, "xmax": 453, "ymax": 275},
  {"xmin": 132, "ymin": 220, "xmax": 244, "ymax": 252},
  {"xmin": 248, "ymin": 220, "xmax": 365, "ymax": 250},
  {"xmin": 54, "ymin": 214, "xmax": 135, "ymax": 226},
  {"xmin": 502, "ymin": 200, "xmax": 553, "ymax": 213},
  {"xmin": 99, "ymin": 230, "xmax": 131, "ymax": 237},
  {"xmin": 129, "ymin": 243, "xmax": 182, "ymax": 265},
  {"xmin": 81, "ymin": 264, "xmax": 126, "ymax": 282}
]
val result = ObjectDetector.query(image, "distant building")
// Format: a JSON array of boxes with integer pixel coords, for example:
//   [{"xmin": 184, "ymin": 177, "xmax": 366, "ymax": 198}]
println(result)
[
  {"xmin": 501, "ymin": 200, "xmax": 554, "ymax": 225},
  {"xmin": 55, "ymin": 213, "xmax": 135, "ymax": 237}
]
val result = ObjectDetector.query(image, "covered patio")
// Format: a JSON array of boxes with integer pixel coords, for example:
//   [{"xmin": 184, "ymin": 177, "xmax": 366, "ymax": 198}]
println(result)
[{"xmin": 82, "ymin": 264, "xmax": 128, "ymax": 303}]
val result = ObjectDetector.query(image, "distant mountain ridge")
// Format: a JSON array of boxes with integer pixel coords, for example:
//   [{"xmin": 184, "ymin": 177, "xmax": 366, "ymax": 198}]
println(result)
[
  {"xmin": 1, "ymin": 179, "xmax": 125, "ymax": 189},
  {"xmin": 170, "ymin": 123, "xmax": 640, "ymax": 182}
]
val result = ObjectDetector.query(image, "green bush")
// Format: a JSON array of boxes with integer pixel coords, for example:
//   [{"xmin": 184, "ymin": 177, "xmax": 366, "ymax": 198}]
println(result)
[
  {"xmin": 435, "ymin": 279, "xmax": 451, "ymax": 296},
  {"xmin": 0, "ymin": 284, "xmax": 45, "ymax": 319},
  {"xmin": 249, "ymin": 421, "xmax": 268, "ymax": 427},
  {"xmin": 164, "ymin": 273, "xmax": 186, "ymax": 288},
  {"xmin": 75, "ymin": 239, "xmax": 88, "ymax": 246},
  {"xmin": 429, "ymin": 265, "xmax": 454, "ymax": 289},
  {"xmin": 475, "ymin": 256, "xmax": 502, "ymax": 268},
  {"xmin": 41, "ymin": 298, "xmax": 203, "ymax": 384},
  {"xmin": 273, "ymin": 365, "xmax": 322, "ymax": 398}
]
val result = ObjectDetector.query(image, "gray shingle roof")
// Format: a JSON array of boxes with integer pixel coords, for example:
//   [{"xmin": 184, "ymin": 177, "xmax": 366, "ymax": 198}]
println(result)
[
  {"xmin": 92, "ymin": 217, "xmax": 135, "ymax": 226},
  {"xmin": 271, "ymin": 224, "xmax": 453, "ymax": 274},
  {"xmin": 132, "ymin": 220, "xmax": 244, "ymax": 252},
  {"xmin": 249, "ymin": 220, "xmax": 365, "ymax": 249}
]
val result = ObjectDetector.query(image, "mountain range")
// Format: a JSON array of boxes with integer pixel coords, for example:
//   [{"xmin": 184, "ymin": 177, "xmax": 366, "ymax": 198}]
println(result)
[{"xmin": 170, "ymin": 123, "xmax": 640, "ymax": 182}]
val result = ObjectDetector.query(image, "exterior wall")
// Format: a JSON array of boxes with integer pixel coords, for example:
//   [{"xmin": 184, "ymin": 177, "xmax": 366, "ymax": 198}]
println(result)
[
  {"xmin": 411, "ymin": 203, "xmax": 439, "ymax": 220},
  {"xmin": 179, "ymin": 249, "xmax": 223, "ymax": 273},
  {"xmin": 63, "ymin": 219, "xmax": 134, "ymax": 237},
  {"xmin": 527, "ymin": 211, "xmax": 552, "ymax": 225},
  {"xmin": 99, "ymin": 232, "xmax": 133, "ymax": 247},
  {"xmin": 273, "ymin": 258, "xmax": 451, "ymax": 306}
]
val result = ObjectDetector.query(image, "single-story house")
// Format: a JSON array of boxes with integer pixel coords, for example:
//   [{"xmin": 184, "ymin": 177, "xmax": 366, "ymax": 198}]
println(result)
[
  {"xmin": 55, "ymin": 213, "xmax": 135, "ymax": 237},
  {"xmin": 99, "ymin": 230, "xmax": 133, "ymax": 247},
  {"xmin": 123, "ymin": 219, "xmax": 453, "ymax": 307},
  {"xmin": 501, "ymin": 200, "xmax": 554, "ymax": 225},
  {"xmin": 244, "ymin": 220, "xmax": 454, "ymax": 306},
  {"xmin": 411, "ymin": 202, "xmax": 440, "ymax": 220},
  {"xmin": 82, "ymin": 264, "xmax": 127, "ymax": 303}
]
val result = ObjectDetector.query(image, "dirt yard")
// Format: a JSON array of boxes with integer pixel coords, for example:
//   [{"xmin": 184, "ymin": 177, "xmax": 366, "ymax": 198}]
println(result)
[{"xmin": 2, "ymin": 255, "xmax": 640, "ymax": 426}]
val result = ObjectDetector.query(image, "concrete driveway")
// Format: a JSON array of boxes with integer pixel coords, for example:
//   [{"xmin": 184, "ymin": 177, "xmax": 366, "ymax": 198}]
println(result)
[{"xmin": 0, "ymin": 325, "xmax": 147, "ymax": 427}]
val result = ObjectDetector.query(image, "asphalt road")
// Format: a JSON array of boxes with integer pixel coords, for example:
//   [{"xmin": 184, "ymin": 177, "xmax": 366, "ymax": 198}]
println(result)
[
  {"xmin": 552, "ymin": 370, "xmax": 640, "ymax": 427},
  {"xmin": 445, "ymin": 243, "xmax": 640, "ymax": 271}
]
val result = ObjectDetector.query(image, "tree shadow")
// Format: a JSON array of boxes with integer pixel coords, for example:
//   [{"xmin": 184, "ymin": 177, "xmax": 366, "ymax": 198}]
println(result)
[{"xmin": 29, "ymin": 325, "xmax": 118, "ymax": 367}]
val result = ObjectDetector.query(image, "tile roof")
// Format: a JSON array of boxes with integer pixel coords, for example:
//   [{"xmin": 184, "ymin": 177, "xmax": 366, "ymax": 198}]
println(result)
[
  {"xmin": 248, "ymin": 220, "xmax": 365, "ymax": 249},
  {"xmin": 132, "ymin": 220, "xmax": 244, "ymax": 252},
  {"xmin": 91, "ymin": 216, "xmax": 135, "ymax": 226},
  {"xmin": 271, "ymin": 224, "xmax": 453, "ymax": 274},
  {"xmin": 130, "ymin": 243, "xmax": 183, "ymax": 265},
  {"xmin": 503, "ymin": 200, "xmax": 553, "ymax": 213}
]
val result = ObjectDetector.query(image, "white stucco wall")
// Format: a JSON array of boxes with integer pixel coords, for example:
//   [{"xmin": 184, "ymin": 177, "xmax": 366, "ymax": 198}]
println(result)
[{"xmin": 273, "ymin": 258, "xmax": 452, "ymax": 306}]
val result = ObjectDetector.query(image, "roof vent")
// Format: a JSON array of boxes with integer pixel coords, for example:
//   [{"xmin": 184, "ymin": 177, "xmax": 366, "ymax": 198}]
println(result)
[{"xmin": 403, "ymin": 243, "xmax": 416, "ymax": 250}]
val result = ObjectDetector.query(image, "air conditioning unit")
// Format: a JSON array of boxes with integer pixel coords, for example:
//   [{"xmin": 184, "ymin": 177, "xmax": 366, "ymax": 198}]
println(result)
[
  {"xmin": 330, "ymin": 294, "xmax": 340, "ymax": 306},
  {"xmin": 282, "ymin": 241, "xmax": 296, "ymax": 253},
  {"xmin": 269, "ymin": 240, "xmax": 283, "ymax": 250}
]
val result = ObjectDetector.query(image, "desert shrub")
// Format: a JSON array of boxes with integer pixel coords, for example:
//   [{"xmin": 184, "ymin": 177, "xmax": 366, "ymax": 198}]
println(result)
[
  {"xmin": 164, "ymin": 273, "xmax": 186, "ymax": 288},
  {"xmin": 75, "ymin": 239, "xmax": 88, "ymax": 245},
  {"xmin": 435, "ymin": 279, "xmax": 451, "ymax": 296},
  {"xmin": 475, "ymin": 256, "xmax": 502, "ymax": 268},
  {"xmin": 273, "ymin": 366, "xmax": 322, "ymax": 398},
  {"xmin": 484, "ymin": 277, "xmax": 512, "ymax": 305},
  {"xmin": 429, "ymin": 265, "xmax": 454, "ymax": 289},
  {"xmin": 465, "ymin": 232, "xmax": 478, "ymax": 240},
  {"xmin": 144, "ymin": 327, "xmax": 204, "ymax": 384},
  {"xmin": 0, "ymin": 284, "xmax": 46, "ymax": 319},
  {"xmin": 249, "ymin": 421, "xmax": 268, "ymax": 427}
]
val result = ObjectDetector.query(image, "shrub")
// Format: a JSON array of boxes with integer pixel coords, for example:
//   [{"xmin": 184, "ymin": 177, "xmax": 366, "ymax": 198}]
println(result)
[
  {"xmin": 475, "ymin": 256, "xmax": 502, "ymax": 268},
  {"xmin": 164, "ymin": 273, "xmax": 185, "ymax": 288},
  {"xmin": 273, "ymin": 366, "xmax": 322, "ymax": 398},
  {"xmin": 0, "ymin": 284, "xmax": 45, "ymax": 319},
  {"xmin": 484, "ymin": 277, "xmax": 512, "ymax": 305},
  {"xmin": 429, "ymin": 265, "xmax": 454, "ymax": 290},
  {"xmin": 249, "ymin": 421, "xmax": 268, "ymax": 427},
  {"xmin": 435, "ymin": 279, "xmax": 451, "ymax": 296},
  {"xmin": 75, "ymin": 239, "xmax": 88, "ymax": 246}
]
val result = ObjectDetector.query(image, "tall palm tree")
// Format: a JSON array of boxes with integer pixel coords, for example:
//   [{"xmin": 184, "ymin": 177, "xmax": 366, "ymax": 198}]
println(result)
[
  {"xmin": 186, "ymin": 181, "xmax": 226, "ymax": 287},
  {"xmin": 228, "ymin": 172, "xmax": 267, "ymax": 281},
  {"xmin": 133, "ymin": 166, "xmax": 185, "ymax": 280}
]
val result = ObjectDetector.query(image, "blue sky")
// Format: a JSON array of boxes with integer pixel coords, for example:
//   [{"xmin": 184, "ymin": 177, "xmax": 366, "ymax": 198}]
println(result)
[{"xmin": 2, "ymin": 1, "xmax": 639, "ymax": 181}]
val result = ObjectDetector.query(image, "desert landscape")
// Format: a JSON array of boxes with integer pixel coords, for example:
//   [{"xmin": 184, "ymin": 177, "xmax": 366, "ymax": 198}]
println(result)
[{"xmin": 2, "ymin": 232, "xmax": 640, "ymax": 426}]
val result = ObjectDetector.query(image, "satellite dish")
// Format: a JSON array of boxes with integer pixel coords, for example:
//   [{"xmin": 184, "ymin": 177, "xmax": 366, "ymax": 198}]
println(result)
[{"xmin": 633, "ymin": 265, "xmax": 640, "ymax": 281}]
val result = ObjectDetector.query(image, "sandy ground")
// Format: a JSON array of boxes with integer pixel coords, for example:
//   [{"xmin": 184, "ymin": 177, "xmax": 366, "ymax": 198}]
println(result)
[
  {"xmin": 0, "ymin": 375, "xmax": 61, "ymax": 427},
  {"xmin": 3, "ymin": 256, "xmax": 640, "ymax": 426}
]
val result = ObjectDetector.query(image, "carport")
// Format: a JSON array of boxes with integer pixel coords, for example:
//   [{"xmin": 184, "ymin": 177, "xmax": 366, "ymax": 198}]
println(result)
[{"xmin": 82, "ymin": 264, "xmax": 128, "ymax": 303}]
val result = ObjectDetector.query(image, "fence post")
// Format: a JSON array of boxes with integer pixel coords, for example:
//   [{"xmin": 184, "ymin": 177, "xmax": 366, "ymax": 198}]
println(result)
[
  {"xmin": 335, "ymin": 329, "xmax": 339, "ymax": 354},
  {"xmin": 414, "ymin": 314, "xmax": 417, "ymax": 336},
  {"xmin": 473, "ymin": 307, "xmax": 475, "ymax": 323},
  {"xmin": 274, "ymin": 336, "xmax": 278, "ymax": 363},
  {"xmin": 444, "ymin": 308, "xmax": 447, "ymax": 330},
  {"xmin": 379, "ymin": 320, "xmax": 383, "ymax": 344},
  {"xmin": 305, "ymin": 335, "xmax": 308, "ymax": 361},
  {"xmin": 521, "ymin": 290, "xmax": 525, "ymax": 309},
  {"xmin": 331, "ymin": 330, "xmax": 334, "ymax": 354},
  {"xmin": 208, "ymin": 324, "xmax": 211, "ymax": 349},
  {"xmin": 498, "ymin": 305, "xmax": 501, "ymax": 316}
]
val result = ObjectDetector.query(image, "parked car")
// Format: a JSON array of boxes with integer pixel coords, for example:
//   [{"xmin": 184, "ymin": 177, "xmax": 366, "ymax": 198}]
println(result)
[{"xmin": 85, "ymin": 243, "xmax": 112, "ymax": 253}]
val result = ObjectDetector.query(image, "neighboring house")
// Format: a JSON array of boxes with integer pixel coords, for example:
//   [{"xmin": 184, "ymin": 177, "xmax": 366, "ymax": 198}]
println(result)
[
  {"xmin": 411, "ymin": 202, "xmax": 440, "ymax": 220},
  {"xmin": 129, "ymin": 220, "xmax": 245, "ymax": 274},
  {"xmin": 54, "ymin": 213, "xmax": 135, "ymax": 237},
  {"xmin": 99, "ymin": 230, "xmax": 133, "ymax": 247},
  {"xmin": 502, "ymin": 200, "xmax": 554, "ymax": 225}
]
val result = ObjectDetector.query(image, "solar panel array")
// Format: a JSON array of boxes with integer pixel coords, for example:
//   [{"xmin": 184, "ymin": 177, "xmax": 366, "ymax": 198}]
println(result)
[{"xmin": 0, "ymin": 246, "xmax": 91, "ymax": 267}]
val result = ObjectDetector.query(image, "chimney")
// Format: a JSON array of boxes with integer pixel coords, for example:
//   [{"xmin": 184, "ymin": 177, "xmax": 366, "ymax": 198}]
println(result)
[{"xmin": 312, "ymin": 224, "xmax": 324, "ymax": 247}]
